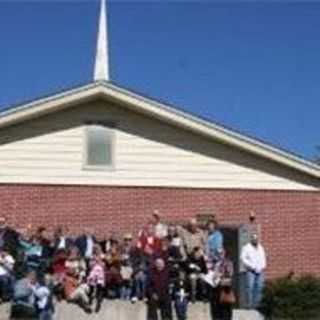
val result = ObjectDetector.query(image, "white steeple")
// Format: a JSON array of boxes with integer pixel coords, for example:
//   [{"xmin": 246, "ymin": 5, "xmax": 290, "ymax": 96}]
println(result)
[{"xmin": 94, "ymin": 0, "xmax": 109, "ymax": 81}]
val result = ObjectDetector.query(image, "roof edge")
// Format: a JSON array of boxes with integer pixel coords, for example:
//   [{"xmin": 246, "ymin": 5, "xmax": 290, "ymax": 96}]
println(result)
[{"xmin": 0, "ymin": 81, "xmax": 319, "ymax": 180}]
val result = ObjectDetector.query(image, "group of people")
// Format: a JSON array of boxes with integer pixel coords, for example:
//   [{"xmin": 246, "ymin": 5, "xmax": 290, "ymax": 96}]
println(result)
[{"xmin": 0, "ymin": 212, "xmax": 267, "ymax": 320}]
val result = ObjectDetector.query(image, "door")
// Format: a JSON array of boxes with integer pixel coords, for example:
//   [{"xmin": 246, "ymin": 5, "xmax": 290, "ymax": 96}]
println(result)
[{"xmin": 220, "ymin": 224, "xmax": 251, "ymax": 308}]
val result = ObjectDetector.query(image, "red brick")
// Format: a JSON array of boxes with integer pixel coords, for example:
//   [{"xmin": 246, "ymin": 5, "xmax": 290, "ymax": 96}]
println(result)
[{"xmin": 0, "ymin": 184, "xmax": 319, "ymax": 279}]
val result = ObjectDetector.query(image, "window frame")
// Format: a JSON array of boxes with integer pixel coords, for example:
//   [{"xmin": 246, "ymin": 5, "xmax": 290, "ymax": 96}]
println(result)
[{"xmin": 82, "ymin": 121, "xmax": 116, "ymax": 171}]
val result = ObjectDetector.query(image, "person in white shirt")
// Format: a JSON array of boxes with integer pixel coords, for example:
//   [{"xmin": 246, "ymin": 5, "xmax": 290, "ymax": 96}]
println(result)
[
  {"xmin": 152, "ymin": 211, "xmax": 168, "ymax": 240},
  {"xmin": 35, "ymin": 274, "xmax": 54, "ymax": 320},
  {"xmin": 240, "ymin": 233, "xmax": 266, "ymax": 309}
]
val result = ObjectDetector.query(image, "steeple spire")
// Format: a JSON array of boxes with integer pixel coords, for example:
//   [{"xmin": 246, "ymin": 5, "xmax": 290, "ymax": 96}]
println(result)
[{"xmin": 94, "ymin": 0, "xmax": 109, "ymax": 81}]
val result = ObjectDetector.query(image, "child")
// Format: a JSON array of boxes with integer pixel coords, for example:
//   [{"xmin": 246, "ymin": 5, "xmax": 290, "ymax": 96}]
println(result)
[{"xmin": 87, "ymin": 254, "xmax": 105, "ymax": 313}]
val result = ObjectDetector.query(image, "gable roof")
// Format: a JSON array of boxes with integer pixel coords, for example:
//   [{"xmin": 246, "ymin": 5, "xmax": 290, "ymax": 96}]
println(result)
[{"xmin": 0, "ymin": 80, "xmax": 319, "ymax": 179}]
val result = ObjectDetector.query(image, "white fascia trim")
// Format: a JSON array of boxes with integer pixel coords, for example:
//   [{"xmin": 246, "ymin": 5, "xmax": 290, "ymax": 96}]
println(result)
[{"xmin": 0, "ymin": 83, "xmax": 102, "ymax": 127}]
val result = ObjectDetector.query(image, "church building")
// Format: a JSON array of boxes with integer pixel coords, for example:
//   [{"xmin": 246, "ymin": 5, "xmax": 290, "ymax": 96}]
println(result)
[{"xmin": 0, "ymin": 0, "xmax": 319, "ymax": 280}]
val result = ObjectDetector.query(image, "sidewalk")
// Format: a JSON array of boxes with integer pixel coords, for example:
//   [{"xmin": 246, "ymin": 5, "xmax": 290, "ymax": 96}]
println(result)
[{"xmin": 0, "ymin": 301, "xmax": 264, "ymax": 320}]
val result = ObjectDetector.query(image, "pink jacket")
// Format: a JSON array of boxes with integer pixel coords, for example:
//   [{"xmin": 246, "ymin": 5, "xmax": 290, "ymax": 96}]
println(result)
[{"xmin": 87, "ymin": 262, "xmax": 105, "ymax": 286}]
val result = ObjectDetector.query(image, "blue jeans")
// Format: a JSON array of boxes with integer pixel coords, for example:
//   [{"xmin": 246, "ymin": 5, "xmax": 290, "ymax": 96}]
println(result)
[
  {"xmin": 246, "ymin": 271, "xmax": 264, "ymax": 309},
  {"xmin": 133, "ymin": 272, "xmax": 147, "ymax": 299},
  {"xmin": 120, "ymin": 282, "xmax": 132, "ymax": 300},
  {"xmin": 39, "ymin": 310, "xmax": 53, "ymax": 320},
  {"xmin": 174, "ymin": 297, "xmax": 188, "ymax": 320}
]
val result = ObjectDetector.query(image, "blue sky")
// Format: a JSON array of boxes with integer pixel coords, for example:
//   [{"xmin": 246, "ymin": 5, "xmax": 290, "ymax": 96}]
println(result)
[{"xmin": 1, "ymin": 1, "xmax": 319, "ymax": 160}]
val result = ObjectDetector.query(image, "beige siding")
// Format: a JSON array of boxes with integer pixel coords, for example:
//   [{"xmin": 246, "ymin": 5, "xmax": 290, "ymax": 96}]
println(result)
[{"xmin": 0, "ymin": 101, "xmax": 318, "ymax": 190}]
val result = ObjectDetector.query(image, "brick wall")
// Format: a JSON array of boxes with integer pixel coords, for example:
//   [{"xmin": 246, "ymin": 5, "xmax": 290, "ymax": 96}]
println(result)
[{"xmin": 0, "ymin": 184, "xmax": 319, "ymax": 278}]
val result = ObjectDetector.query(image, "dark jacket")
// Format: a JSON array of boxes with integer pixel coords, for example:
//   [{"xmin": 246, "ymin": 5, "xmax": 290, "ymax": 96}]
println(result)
[
  {"xmin": 0, "ymin": 227, "xmax": 19, "ymax": 257},
  {"xmin": 75, "ymin": 235, "xmax": 96, "ymax": 257},
  {"xmin": 53, "ymin": 237, "xmax": 74, "ymax": 253},
  {"xmin": 147, "ymin": 266, "xmax": 170, "ymax": 300},
  {"xmin": 172, "ymin": 278, "xmax": 190, "ymax": 301},
  {"xmin": 187, "ymin": 255, "xmax": 207, "ymax": 274}
]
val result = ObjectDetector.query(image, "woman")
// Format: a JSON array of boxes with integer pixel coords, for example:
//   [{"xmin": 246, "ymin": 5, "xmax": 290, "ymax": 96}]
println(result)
[
  {"xmin": 51, "ymin": 249, "xmax": 68, "ymax": 300},
  {"xmin": 19, "ymin": 234, "xmax": 43, "ymax": 273},
  {"xmin": 210, "ymin": 249, "xmax": 235, "ymax": 320},
  {"xmin": 64, "ymin": 268, "xmax": 91, "ymax": 314}
]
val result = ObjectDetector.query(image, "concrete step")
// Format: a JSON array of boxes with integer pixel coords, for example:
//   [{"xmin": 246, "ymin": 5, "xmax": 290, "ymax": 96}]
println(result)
[
  {"xmin": 233, "ymin": 309, "xmax": 265, "ymax": 320},
  {"xmin": 0, "ymin": 301, "xmax": 264, "ymax": 320}
]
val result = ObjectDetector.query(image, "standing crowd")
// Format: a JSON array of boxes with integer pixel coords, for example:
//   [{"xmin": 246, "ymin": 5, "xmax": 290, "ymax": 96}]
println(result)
[{"xmin": 0, "ymin": 213, "xmax": 267, "ymax": 320}]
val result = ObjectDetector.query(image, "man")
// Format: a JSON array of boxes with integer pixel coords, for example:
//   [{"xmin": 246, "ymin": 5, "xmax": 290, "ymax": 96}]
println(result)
[
  {"xmin": 11, "ymin": 270, "xmax": 38, "ymax": 319},
  {"xmin": 167, "ymin": 225, "xmax": 186, "ymax": 262},
  {"xmin": 75, "ymin": 227, "xmax": 96, "ymax": 259},
  {"xmin": 100, "ymin": 231, "xmax": 117, "ymax": 254},
  {"xmin": 35, "ymin": 226, "xmax": 53, "ymax": 262},
  {"xmin": 147, "ymin": 258, "xmax": 172, "ymax": 320},
  {"xmin": 53, "ymin": 226, "xmax": 73, "ymax": 253},
  {"xmin": 0, "ymin": 217, "xmax": 19, "ymax": 258},
  {"xmin": 240, "ymin": 233, "xmax": 267, "ymax": 309},
  {"xmin": 187, "ymin": 247, "xmax": 208, "ymax": 302},
  {"xmin": 178, "ymin": 218, "xmax": 205, "ymax": 256},
  {"xmin": 205, "ymin": 220, "xmax": 224, "ymax": 263},
  {"xmin": 121, "ymin": 233, "xmax": 134, "ymax": 256},
  {"xmin": 152, "ymin": 211, "xmax": 168, "ymax": 240}
]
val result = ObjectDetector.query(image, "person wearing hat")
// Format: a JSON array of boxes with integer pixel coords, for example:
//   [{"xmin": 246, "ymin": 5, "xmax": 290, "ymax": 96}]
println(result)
[
  {"xmin": 240, "ymin": 233, "xmax": 267, "ymax": 309},
  {"xmin": 122, "ymin": 233, "xmax": 134, "ymax": 256}
]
